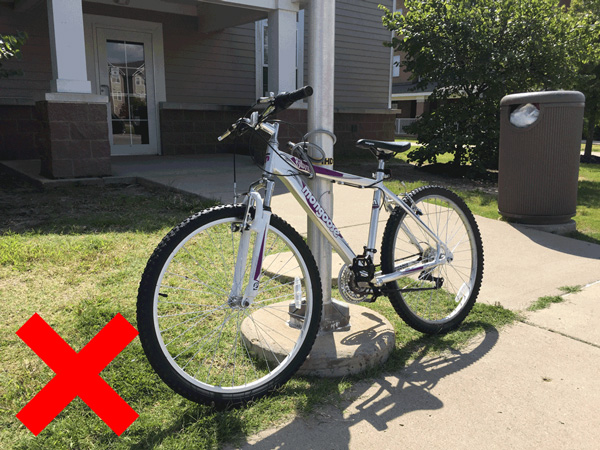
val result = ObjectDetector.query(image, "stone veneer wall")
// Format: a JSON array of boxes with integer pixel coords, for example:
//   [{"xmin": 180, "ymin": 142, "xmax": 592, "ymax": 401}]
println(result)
[
  {"xmin": 0, "ymin": 104, "xmax": 39, "ymax": 160},
  {"xmin": 37, "ymin": 100, "xmax": 111, "ymax": 179},
  {"xmin": 160, "ymin": 105, "xmax": 397, "ymax": 161},
  {"xmin": 334, "ymin": 112, "xmax": 397, "ymax": 159},
  {"xmin": 160, "ymin": 107, "xmax": 248, "ymax": 155}
]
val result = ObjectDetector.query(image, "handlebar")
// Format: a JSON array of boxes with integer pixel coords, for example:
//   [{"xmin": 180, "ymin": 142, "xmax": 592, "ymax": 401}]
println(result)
[
  {"xmin": 218, "ymin": 86, "xmax": 313, "ymax": 141},
  {"xmin": 273, "ymin": 85, "xmax": 313, "ymax": 110}
]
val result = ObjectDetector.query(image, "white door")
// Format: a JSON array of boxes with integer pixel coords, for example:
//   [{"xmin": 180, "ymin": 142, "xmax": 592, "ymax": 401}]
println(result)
[{"xmin": 96, "ymin": 28, "xmax": 158, "ymax": 156}]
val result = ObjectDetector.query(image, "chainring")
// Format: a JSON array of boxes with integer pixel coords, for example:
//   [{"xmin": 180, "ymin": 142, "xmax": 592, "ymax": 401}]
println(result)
[{"xmin": 337, "ymin": 264, "xmax": 372, "ymax": 304}]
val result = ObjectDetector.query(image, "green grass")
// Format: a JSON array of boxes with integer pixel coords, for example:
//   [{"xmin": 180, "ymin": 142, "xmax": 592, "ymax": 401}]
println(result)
[
  {"xmin": 0, "ymin": 174, "xmax": 519, "ymax": 449},
  {"xmin": 398, "ymin": 138, "xmax": 599, "ymax": 154},
  {"xmin": 527, "ymin": 296, "xmax": 564, "ymax": 311},
  {"xmin": 526, "ymin": 286, "xmax": 582, "ymax": 312},
  {"xmin": 581, "ymin": 143, "xmax": 600, "ymax": 153},
  {"xmin": 384, "ymin": 178, "xmax": 500, "ymax": 221},
  {"xmin": 558, "ymin": 285, "xmax": 583, "ymax": 295},
  {"xmin": 572, "ymin": 163, "xmax": 600, "ymax": 243},
  {"xmin": 384, "ymin": 154, "xmax": 600, "ymax": 244}
]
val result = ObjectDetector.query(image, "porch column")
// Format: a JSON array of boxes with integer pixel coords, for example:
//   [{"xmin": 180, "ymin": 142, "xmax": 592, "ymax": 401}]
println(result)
[
  {"xmin": 46, "ymin": 0, "xmax": 91, "ymax": 93},
  {"xmin": 37, "ymin": 1, "xmax": 110, "ymax": 178},
  {"xmin": 416, "ymin": 98, "xmax": 426, "ymax": 117},
  {"xmin": 267, "ymin": 8, "xmax": 297, "ymax": 94}
]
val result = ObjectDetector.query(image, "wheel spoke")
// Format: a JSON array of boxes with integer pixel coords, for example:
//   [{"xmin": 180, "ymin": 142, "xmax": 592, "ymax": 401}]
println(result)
[
  {"xmin": 381, "ymin": 187, "xmax": 482, "ymax": 334},
  {"xmin": 137, "ymin": 207, "xmax": 321, "ymax": 405}
]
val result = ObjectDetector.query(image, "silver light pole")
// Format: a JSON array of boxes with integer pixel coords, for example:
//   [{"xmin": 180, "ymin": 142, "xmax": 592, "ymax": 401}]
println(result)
[{"xmin": 307, "ymin": 0, "xmax": 350, "ymax": 331}]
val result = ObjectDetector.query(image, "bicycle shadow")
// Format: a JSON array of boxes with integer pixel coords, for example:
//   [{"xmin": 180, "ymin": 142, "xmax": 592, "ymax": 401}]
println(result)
[{"xmin": 230, "ymin": 324, "xmax": 499, "ymax": 449}]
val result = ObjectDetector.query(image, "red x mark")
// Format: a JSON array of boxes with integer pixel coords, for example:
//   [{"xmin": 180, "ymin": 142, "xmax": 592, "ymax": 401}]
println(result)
[{"xmin": 16, "ymin": 313, "xmax": 139, "ymax": 436}]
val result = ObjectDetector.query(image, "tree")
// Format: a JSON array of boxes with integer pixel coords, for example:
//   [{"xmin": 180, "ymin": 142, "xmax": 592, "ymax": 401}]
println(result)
[
  {"xmin": 571, "ymin": 0, "xmax": 600, "ymax": 161},
  {"xmin": 383, "ymin": 0, "xmax": 583, "ymax": 175},
  {"xmin": 0, "ymin": 31, "xmax": 27, "ymax": 78}
]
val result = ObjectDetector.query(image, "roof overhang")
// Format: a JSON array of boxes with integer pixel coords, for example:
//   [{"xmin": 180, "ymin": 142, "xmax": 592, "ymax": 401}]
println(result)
[
  {"xmin": 392, "ymin": 92, "xmax": 432, "ymax": 102},
  {"xmin": 163, "ymin": 0, "xmax": 300, "ymax": 32},
  {"xmin": 196, "ymin": 2, "xmax": 268, "ymax": 32},
  {"xmin": 0, "ymin": 0, "xmax": 42, "ymax": 11}
]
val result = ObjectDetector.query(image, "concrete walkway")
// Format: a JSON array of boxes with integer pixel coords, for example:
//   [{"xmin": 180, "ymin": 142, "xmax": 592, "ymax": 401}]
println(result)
[{"xmin": 4, "ymin": 155, "xmax": 600, "ymax": 448}]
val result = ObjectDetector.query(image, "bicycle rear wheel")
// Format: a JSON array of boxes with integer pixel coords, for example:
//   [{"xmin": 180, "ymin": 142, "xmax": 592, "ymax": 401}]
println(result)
[
  {"xmin": 381, "ymin": 186, "xmax": 483, "ymax": 334},
  {"xmin": 137, "ymin": 205, "xmax": 322, "ymax": 407}
]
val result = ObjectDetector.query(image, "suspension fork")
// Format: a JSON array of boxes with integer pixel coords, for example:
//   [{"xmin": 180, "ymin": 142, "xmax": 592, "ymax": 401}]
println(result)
[{"xmin": 229, "ymin": 181, "xmax": 274, "ymax": 307}]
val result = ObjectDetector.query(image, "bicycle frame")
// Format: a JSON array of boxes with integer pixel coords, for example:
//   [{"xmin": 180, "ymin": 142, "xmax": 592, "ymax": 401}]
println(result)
[{"xmin": 231, "ymin": 122, "xmax": 452, "ymax": 305}]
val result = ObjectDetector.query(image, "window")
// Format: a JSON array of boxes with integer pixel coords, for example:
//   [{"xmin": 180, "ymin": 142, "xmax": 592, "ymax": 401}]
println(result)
[{"xmin": 256, "ymin": 10, "xmax": 304, "ymax": 98}]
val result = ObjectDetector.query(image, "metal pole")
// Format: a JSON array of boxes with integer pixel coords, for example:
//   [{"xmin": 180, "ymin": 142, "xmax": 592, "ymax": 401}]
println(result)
[{"xmin": 307, "ymin": 0, "xmax": 349, "ymax": 331}]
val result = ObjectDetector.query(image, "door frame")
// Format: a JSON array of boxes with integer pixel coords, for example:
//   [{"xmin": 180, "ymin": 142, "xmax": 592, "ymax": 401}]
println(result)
[{"xmin": 84, "ymin": 14, "xmax": 166, "ymax": 155}]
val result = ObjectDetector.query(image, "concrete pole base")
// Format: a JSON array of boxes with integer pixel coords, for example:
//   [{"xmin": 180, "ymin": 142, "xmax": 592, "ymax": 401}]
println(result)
[
  {"xmin": 241, "ymin": 302, "xmax": 395, "ymax": 378},
  {"xmin": 319, "ymin": 298, "xmax": 351, "ymax": 332},
  {"xmin": 297, "ymin": 303, "xmax": 395, "ymax": 377}
]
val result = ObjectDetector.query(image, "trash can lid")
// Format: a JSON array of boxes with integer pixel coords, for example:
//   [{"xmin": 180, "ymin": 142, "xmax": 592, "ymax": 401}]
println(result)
[{"xmin": 500, "ymin": 90, "xmax": 585, "ymax": 106}]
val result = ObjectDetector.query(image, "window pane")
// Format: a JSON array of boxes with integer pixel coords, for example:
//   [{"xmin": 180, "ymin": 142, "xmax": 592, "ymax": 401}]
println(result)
[
  {"xmin": 107, "ymin": 41, "xmax": 126, "ymax": 67},
  {"xmin": 263, "ymin": 25, "xmax": 268, "ymax": 65},
  {"xmin": 131, "ymin": 120, "xmax": 149, "ymax": 145},
  {"xmin": 107, "ymin": 40, "xmax": 148, "ymax": 146},
  {"xmin": 125, "ymin": 42, "xmax": 144, "ymax": 66}
]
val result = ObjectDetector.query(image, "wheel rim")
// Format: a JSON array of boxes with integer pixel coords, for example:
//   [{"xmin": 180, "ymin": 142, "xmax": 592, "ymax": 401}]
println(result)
[
  {"xmin": 152, "ymin": 216, "xmax": 315, "ymax": 394},
  {"xmin": 393, "ymin": 194, "xmax": 478, "ymax": 324}
]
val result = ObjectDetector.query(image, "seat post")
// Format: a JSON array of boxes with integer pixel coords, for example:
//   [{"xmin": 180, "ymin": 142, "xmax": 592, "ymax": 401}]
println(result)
[{"xmin": 365, "ymin": 159, "xmax": 387, "ymax": 257}]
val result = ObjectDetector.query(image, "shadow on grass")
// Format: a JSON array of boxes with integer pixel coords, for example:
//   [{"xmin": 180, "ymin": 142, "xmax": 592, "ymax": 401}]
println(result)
[
  {"xmin": 578, "ymin": 179, "xmax": 600, "ymax": 210},
  {"xmin": 0, "ymin": 170, "xmax": 217, "ymax": 235},
  {"xmin": 415, "ymin": 162, "xmax": 498, "ymax": 182}
]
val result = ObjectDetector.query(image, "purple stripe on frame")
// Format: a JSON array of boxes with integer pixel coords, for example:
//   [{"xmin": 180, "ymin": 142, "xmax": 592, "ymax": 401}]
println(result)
[
  {"xmin": 254, "ymin": 234, "xmax": 267, "ymax": 280},
  {"xmin": 314, "ymin": 166, "xmax": 345, "ymax": 177}
]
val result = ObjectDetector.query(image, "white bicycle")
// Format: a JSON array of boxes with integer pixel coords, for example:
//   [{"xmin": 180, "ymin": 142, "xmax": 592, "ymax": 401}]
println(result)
[{"xmin": 137, "ymin": 86, "xmax": 484, "ymax": 407}]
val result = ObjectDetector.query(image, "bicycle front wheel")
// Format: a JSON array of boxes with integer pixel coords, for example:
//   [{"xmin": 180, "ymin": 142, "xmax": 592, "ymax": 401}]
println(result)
[
  {"xmin": 137, "ymin": 205, "xmax": 322, "ymax": 407},
  {"xmin": 381, "ymin": 186, "xmax": 483, "ymax": 334}
]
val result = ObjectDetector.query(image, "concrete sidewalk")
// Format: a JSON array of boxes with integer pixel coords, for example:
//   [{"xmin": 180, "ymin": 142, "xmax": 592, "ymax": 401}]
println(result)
[
  {"xmin": 231, "ymin": 294, "xmax": 600, "ymax": 449},
  {"xmin": 4, "ymin": 155, "xmax": 600, "ymax": 448}
]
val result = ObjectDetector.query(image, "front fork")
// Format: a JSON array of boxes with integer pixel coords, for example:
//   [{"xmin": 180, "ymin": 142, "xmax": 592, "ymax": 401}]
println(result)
[{"xmin": 229, "ymin": 184, "xmax": 273, "ymax": 307}]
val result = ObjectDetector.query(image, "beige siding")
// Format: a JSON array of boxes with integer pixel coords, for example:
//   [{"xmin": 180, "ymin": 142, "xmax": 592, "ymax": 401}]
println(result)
[
  {"xmin": 334, "ymin": 0, "xmax": 393, "ymax": 109},
  {"xmin": 82, "ymin": 3, "xmax": 256, "ymax": 106},
  {"xmin": 163, "ymin": 22, "xmax": 256, "ymax": 105},
  {"xmin": 0, "ymin": 3, "xmax": 52, "ymax": 101},
  {"xmin": 1, "ymin": 1, "xmax": 391, "ymax": 109}
]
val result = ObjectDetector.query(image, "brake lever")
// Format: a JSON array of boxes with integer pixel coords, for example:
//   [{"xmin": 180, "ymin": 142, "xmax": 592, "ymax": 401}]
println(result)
[
  {"xmin": 218, "ymin": 117, "xmax": 254, "ymax": 142},
  {"xmin": 218, "ymin": 125, "xmax": 235, "ymax": 142},
  {"xmin": 257, "ymin": 92, "xmax": 275, "ymax": 104}
]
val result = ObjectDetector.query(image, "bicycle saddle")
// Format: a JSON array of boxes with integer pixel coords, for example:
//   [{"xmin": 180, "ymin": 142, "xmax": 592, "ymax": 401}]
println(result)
[{"xmin": 356, "ymin": 139, "xmax": 411, "ymax": 157}]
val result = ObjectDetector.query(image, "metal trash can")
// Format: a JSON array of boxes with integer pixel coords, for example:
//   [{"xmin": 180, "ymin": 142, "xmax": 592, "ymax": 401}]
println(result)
[{"xmin": 498, "ymin": 91, "xmax": 585, "ymax": 225}]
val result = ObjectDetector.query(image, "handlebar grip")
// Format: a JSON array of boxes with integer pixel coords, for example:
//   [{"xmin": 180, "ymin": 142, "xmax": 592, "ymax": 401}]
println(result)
[
  {"xmin": 287, "ymin": 85, "xmax": 314, "ymax": 103},
  {"xmin": 274, "ymin": 85, "xmax": 313, "ymax": 110}
]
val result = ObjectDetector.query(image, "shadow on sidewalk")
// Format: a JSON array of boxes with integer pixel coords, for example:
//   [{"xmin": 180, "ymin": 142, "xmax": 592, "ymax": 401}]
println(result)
[
  {"xmin": 233, "ymin": 325, "xmax": 499, "ymax": 449},
  {"xmin": 510, "ymin": 223, "xmax": 600, "ymax": 257}
]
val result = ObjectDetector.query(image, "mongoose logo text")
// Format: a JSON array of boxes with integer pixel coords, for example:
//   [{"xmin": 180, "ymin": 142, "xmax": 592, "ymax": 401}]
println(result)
[
  {"xmin": 301, "ymin": 184, "xmax": 341, "ymax": 238},
  {"xmin": 290, "ymin": 156, "xmax": 311, "ymax": 174}
]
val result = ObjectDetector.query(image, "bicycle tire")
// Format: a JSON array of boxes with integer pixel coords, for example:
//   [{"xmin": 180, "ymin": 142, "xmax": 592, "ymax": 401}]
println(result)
[
  {"xmin": 380, "ymin": 186, "xmax": 484, "ymax": 334},
  {"xmin": 137, "ymin": 205, "xmax": 322, "ymax": 407}
]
